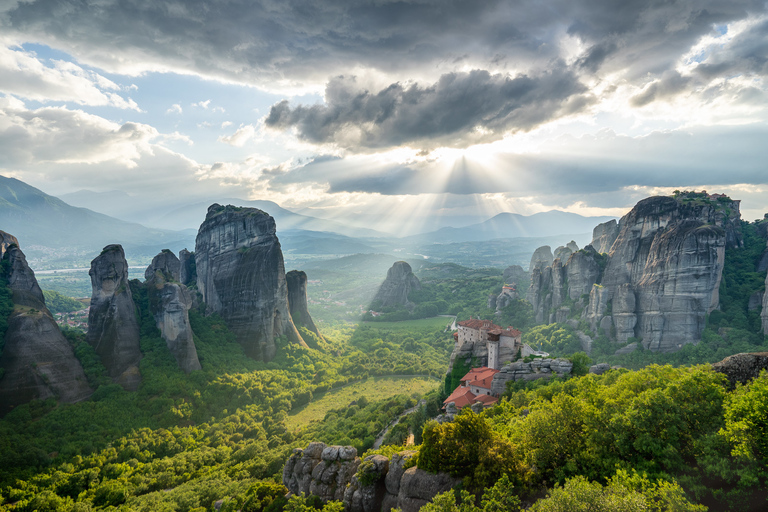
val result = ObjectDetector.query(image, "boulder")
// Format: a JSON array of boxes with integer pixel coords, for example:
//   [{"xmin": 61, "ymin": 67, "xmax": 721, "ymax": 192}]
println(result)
[
  {"xmin": 195, "ymin": 204, "xmax": 305, "ymax": 361},
  {"xmin": 86, "ymin": 244, "xmax": 142, "ymax": 390},
  {"xmin": 396, "ymin": 467, "xmax": 460, "ymax": 512},
  {"xmin": 372, "ymin": 261, "xmax": 421, "ymax": 308},
  {"xmin": 712, "ymin": 353, "xmax": 768, "ymax": 386},
  {"xmin": 344, "ymin": 454, "xmax": 390, "ymax": 512}
]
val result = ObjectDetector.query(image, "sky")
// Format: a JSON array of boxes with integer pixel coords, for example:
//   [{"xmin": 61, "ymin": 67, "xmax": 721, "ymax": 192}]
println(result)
[{"xmin": 0, "ymin": 0, "xmax": 767, "ymax": 235}]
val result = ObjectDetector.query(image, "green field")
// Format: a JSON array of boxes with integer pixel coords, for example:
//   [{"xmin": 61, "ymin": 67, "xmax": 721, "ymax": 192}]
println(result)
[
  {"xmin": 360, "ymin": 316, "xmax": 454, "ymax": 330},
  {"xmin": 287, "ymin": 375, "xmax": 440, "ymax": 430}
]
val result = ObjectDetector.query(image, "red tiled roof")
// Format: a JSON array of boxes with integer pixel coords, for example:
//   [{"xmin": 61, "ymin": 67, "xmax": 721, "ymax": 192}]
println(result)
[
  {"xmin": 457, "ymin": 318, "xmax": 498, "ymax": 330},
  {"xmin": 443, "ymin": 386, "xmax": 476, "ymax": 409},
  {"xmin": 453, "ymin": 332, "xmax": 459, "ymax": 339},
  {"xmin": 462, "ymin": 367, "xmax": 499, "ymax": 390},
  {"xmin": 501, "ymin": 327, "xmax": 522, "ymax": 337},
  {"xmin": 474, "ymin": 394, "xmax": 499, "ymax": 406}
]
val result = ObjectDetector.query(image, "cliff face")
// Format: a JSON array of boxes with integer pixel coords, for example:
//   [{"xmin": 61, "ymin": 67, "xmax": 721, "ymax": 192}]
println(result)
[
  {"xmin": 372, "ymin": 261, "xmax": 421, "ymax": 308},
  {"xmin": 591, "ymin": 219, "xmax": 619, "ymax": 254},
  {"xmin": 283, "ymin": 443, "xmax": 458, "ymax": 512},
  {"xmin": 0, "ymin": 233, "xmax": 91, "ymax": 415},
  {"xmin": 195, "ymin": 204, "xmax": 304, "ymax": 361},
  {"xmin": 527, "ymin": 195, "xmax": 742, "ymax": 352},
  {"xmin": 762, "ymin": 272, "xmax": 768, "ymax": 335},
  {"xmin": 179, "ymin": 249, "xmax": 196, "ymax": 287},
  {"xmin": 529, "ymin": 245, "xmax": 553, "ymax": 270},
  {"xmin": 286, "ymin": 270, "xmax": 320, "ymax": 337},
  {"xmin": 145, "ymin": 250, "xmax": 201, "ymax": 373},
  {"xmin": 86, "ymin": 244, "xmax": 142, "ymax": 390}
]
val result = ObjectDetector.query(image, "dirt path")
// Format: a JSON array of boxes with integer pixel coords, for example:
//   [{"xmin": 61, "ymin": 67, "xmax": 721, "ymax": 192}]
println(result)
[{"xmin": 372, "ymin": 400, "xmax": 424, "ymax": 448}]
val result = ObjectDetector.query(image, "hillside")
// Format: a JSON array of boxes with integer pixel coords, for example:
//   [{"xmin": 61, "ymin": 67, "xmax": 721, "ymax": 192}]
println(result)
[{"xmin": 0, "ymin": 176, "xmax": 194, "ymax": 267}]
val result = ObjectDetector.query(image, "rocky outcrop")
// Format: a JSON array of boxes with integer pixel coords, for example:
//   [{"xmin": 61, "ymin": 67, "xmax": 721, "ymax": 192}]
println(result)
[
  {"xmin": 372, "ymin": 261, "xmax": 421, "ymax": 308},
  {"xmin": 195, "ymin": 204, "xmax": 304, "ymax": 361},
  {"xmin": 503, "ymin": 265, "xmax": 527, "ymax": 284},
  {"xmin": 286, "ymin": 270, "xmax": 320, "ymax": 337},
  {"xmin": 178, "ymin": 249, "xmax": 196, "ymax": 287},
  {"xmin": 0, "ymin": 232, "xmax": 91, "ymax": 415},
  {"xmin": 495, "ymin": 286, "xmax": 519, "ymax": 311},
  {"xmin": 591, "ymin": 219, "xmax": 619, "ymax": 253},
  {"xmin": 283, "ymin": 443, "xmax": 458, "ymax": 512},
  {"xmin": 554, "ymin": 241, "xmax": 578, "ymax": 262},
  {"xmin": 86, "ymin": 244, "xmax": 142, "ymax": 390},
  {"xmin": 145, "ymin": 251, "xmax": 201, "ymax": 373},
  {"xmin": 527, "ymin": 194, "xmax": 743, "ymax": 352},
  {"xmin": 490, "ymin": 358, "xmax": 573, "ymax": 395},
  {"xmin": 529, "ymin": 245, "xmax": 553, "ymax": 270},
  {"xmin": 712, "ymin": 353, "xmax": 768, "ymax": 386}
]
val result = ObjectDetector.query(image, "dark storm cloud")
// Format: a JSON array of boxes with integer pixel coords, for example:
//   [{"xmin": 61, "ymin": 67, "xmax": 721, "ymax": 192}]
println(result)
[
  {"xmin": 265, "ymin": 69, "xmax": 592, "ymax": 149},
  {"xmin": 2, "ymin": 0, "xmax": 764, "ymax": 86}
]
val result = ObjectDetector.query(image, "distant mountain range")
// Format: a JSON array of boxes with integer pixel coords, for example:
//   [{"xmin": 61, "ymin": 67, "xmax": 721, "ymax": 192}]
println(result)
[
  {"xmin": 407, "ymin": 211, "xmax": 616, "ymax": 243},
  {"xmin": 0, "ymin": 176, "xmax": 194, "ymax": 265}
]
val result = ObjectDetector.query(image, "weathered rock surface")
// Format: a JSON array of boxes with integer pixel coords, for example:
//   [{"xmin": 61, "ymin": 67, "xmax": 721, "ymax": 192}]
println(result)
[
  {"xmin": 763, "ymin": 272, "xmax": 768, "ymax": 334},
  {"xmin": 145, "ymin": 251, "xmax": 201, "ymax": 373},
  {"xmin": 712, "ymin": 352, "xmax": 768, "ymax": 386},
  {"xmin": 528, "ymin": 194, "xmax": 742, "ymax": 352},
  {"xmin": 286, "ymin": 270, "xmax": 320, "ymax": 337},
  {"xmin": 502, "ymin": 264, "xmax": 527, "ymax": 284},
  {"xmin": 178, "ymin": 249, "xmax": 196, "ymax": 287},
  {"xmin": 283, "ymin": 442, "xmax": 359, "ymax": 503},
  {"xmin": 396, "ymin": 467, "xmax": 461, "ymax": 512},
  {"xmin": 529, "ymin": 245, "xmax": 553, "ymax": 271},
  {"xmin": 87, "ymin": 244, "xmax": 142, "ymax": 390},
  {"xmin": 283, "ymin": 443, "xmax": 457, "ymax": 512},
  {"xmin": 195, "ymin": 204, "xmax": 304, "ymax": 361},
  {"xmin": 372, "ymin": 261, "xmax": 421, "ymax": 308},
  {"xmin": 0, "ymin": 233, "xmax": 91, "ymax": 415},
  {"xmin": 495, "ymin": 286, "xmax": 519, "ymax": 311},
  {"xmin": 491, "ymin": 358, "xmax": 573, "ymax": 395},
  {"xmin": 589, "ymin": 363, "xmax": 611, "ymax": 375},
  {"xmin": 591, "ymin": 219, "xmax": 619, "ymax": 254}
]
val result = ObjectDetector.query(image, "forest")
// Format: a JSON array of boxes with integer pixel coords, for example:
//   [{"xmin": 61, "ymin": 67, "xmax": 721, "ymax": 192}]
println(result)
[{"xmin": 0, "ymin": 220, "xmax": 767, "ymax": 511}]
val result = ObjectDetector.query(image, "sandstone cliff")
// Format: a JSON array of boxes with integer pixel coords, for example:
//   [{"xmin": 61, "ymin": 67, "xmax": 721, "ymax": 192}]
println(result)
[
  {"xmin": 372, "ymin": 261, "xmax": 421, "ymax": 308},
  {"xmin": 527, "ymin": 194, "xmax": 742, "ymax": 352},
  {"xmin": 286, "ymin": 270, "xmax": 320, "ymax": 338},
  {"xmin": 529, "ymin": 245, "xmax": 553, "ymax": 270},
  {"xmin": 762, "ymin": 271, "xmax": 768, "ymax": 335},
  {"xmin": 195, "ymin": 204, "xmax": 304, "ymax": 361},
  {"xmin": 283, "ymin": 442, "xmax": 459, "ymax": 512},
  {"xmin": 86, "ymin": 244, "xmax": 142, "ymax": 390},
  {"xmin": 179, "ymin": 249, "xmax": 196, "ymax": 287},
  {"xmin": 145, "ymin": 250, "xmax": 201, "ymax": 373},
  {"xmin": 0, "ymin": 232, "xmax": 91, "ymax": 415}
]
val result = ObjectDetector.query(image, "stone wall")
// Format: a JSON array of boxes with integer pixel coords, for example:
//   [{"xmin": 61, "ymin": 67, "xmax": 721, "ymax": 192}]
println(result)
[{"xmin": 490, "ymin": 358, "xmax": 573, "ymax": 395}]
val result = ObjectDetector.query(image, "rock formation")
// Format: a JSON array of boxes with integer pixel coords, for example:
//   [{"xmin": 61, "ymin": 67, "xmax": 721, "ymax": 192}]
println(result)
[
  {"xmin": 502, "ymin": 264, "xmax": 527, "ymax": 284},
  {"xmin": 145, "ymin": 250, "xmax": 201, "ymax": 373},
  {"xmin": 527, "ymin": 194, "xmax": 743, "ymax": 352},
  {"xmin": 495, "ymin": 286, "xmax": 519, "ymax": 311},
  {"xmin": 591, "ymin": 219, "xmax": 619, "ymax": 254},
  {"xmin": 0, "ymin": 232, "xmax": 91, "ymax": 415},
  {"xmin": 179, "ymin": 249, "xmax": 196, "ymax": 287},
  {"xmin": 286, "ymin": 270, "xmax": 320, "ymax": 337},
  {"xmin": 490, "ymin": 358, "xmax": 573, "ymax": 395},
  {"xmin": 283, "ymin": 443, "xmax": 459, "ymax": 512},
  {"xmin": 762, "ymin": 272, "xmax": 768, "ymax": 335},
  {"xmin": 86, "ymin": 244, "xmax": 142, "ymax": 390},
  {"xmin": 372, "ymin": 261, "xmax": 421, "ymax": 308},
  {"xmin": 529, "ymin": 245, "xmax": 553, "ymax": 270},
  {"xmin": 195, "ymin": 204, "xmax": 304, "ymax": 361},
  {"xmin": 712, "ymin": 353, "xmax": 768, "ymax": 386}
]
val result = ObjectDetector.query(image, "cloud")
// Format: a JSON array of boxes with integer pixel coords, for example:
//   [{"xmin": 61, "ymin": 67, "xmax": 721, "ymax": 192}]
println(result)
[
  {"xmin": 0, "ymin": 45, "xmax": 139, "ymax": 109},
  {"xmin": 2, "ymin": 0, "xmax": 763, "ymax": 94},
  {"xmin": 166, "ymin": 103, "xmax": 182, "ymax": 114},
  {"xmin": 0, "ymin": 96, "xmax": 156, "ymax": 167},
  {"xmin": 193, "ymin": 99, "xmax": 211, "ymax": 109},
  {"xmin": 218, "ymin": 124, "xmax": 257, "ymax": 146},
  {"xmin": 265, "ymin": 69, "xmax": 593, "ymax": 150}
]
